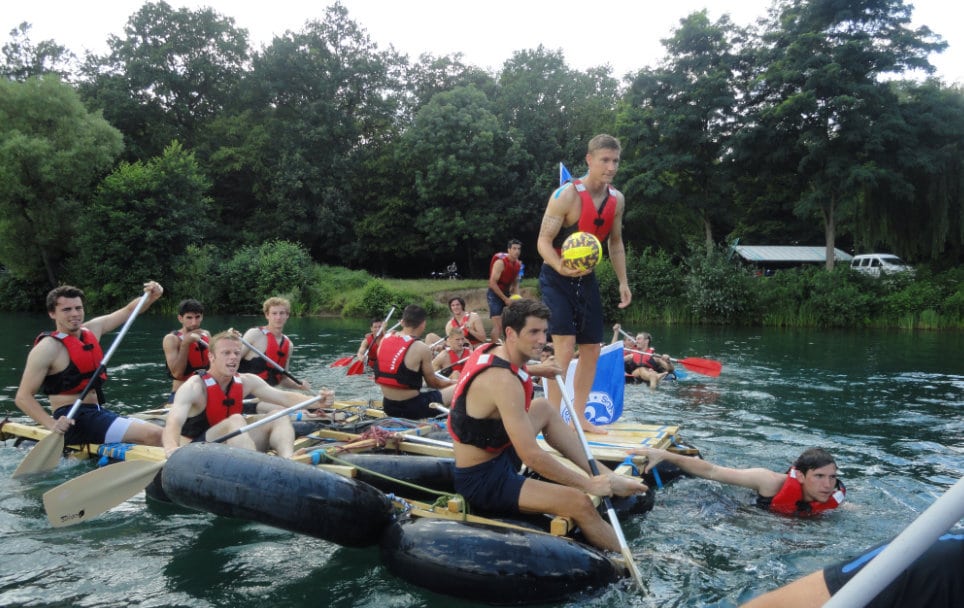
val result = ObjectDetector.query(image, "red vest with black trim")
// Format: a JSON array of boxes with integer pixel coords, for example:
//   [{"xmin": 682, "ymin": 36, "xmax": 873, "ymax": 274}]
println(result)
[
  {"xmin": 240, "ymin": 328, "xmax": 290, "ymax": 385},
  {"xmin": 767, "ymin": 467, "xmax": 846, "ymax": 515},
  {"xmin": 363, "ymin": 333, "xmax": 383, "ymax": 368},
  {"xmin": 446, "ymin": 314, "xmax": 482, "ymax": 346},
  {"xmin": 552, "ymin": 178, "xmax": 618, "ymax": 251},
  {"xmin": 443, "ymin": 348, "xmax": 468, "ymax": 374},
  {"xmin": 374, "ymin": 334, "xmax": 422, "ymax": 389},
  {"xmin": 630, "ymin": 348, "xmax": 656, "ymax": 370},
  {"xmin": 201, "ymin": 372, "xmax": 244, "ymax": 428},
  {"xmin": 35, "ymin": 329, "xmax": 107, "ymax": 395},
  {"xmin": 489, "ymin": 252, "xmax": 521, "ymax": 293},
  {"xmin": 447, "ymin": 343, "xmax": 533, "ymax": 452},
  {"xmin": 169, "ymin": 330, "xmax": 210, "ymax": 381}
]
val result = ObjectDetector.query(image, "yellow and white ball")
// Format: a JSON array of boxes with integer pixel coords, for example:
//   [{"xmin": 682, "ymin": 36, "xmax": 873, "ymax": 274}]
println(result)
[{"xmin": 560, "ymin": 232, "xmax": 602, "ymax": 272}]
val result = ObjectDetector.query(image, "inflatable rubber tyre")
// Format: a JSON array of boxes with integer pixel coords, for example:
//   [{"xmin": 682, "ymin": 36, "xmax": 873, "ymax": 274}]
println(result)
[
  {"xmin": 337, "ymin": 454, "xmax": 455, "ymax": 499},
  {"xmin": 162, "ymin": 442, "xmax": 393, "ymax": 547},
  {"xmin": 380, "ymin": 516, "xmax": 620, "ymax": 604}
]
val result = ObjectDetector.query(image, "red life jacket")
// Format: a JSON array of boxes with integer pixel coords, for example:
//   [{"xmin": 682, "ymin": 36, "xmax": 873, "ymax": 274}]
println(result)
[
  {"xmin": 446, "ymin": 314, "xmax": 482, "ymax": 346},
  {"xmin": 447, "ymin": 343, "xmax": 532, "ymax": 452},
  {"xmin": 489, "ymin": 252, "xmax": 521, "ymax": 293},
  {"xmin": 374, "ymin": 334, "xmax": 422, "ymax": 389},
  {"xmin": 552, "ymin": 178, "xmax": 618, "ymax": 252},
  {"xmin": 363, "ymin": 332, "xmax": 383, "ymax": 368},
  {"xmin": 631, "ymin": 348, "xmax": 657, "ymax": 370},
  {"xmin": 170, "ymin": 330, "xmax": 210, "ymax": 380},
  {"xmin": 35, "ymin": 329, "xmax": 107, "ymax": 395},
  {"xmin": 767, "ymin": 467, "xmax": 846, "ymax": 515},
  {"xmin": 257, "ymin": 328, "xmax": 290, "ymax": 384},
  {"xmin": 443, "ymin": 348, "xmax": 467, "ymax": 373},
  {"xmin": 201, "ymin": 372, "xmax": 244, "ymax": 428}
]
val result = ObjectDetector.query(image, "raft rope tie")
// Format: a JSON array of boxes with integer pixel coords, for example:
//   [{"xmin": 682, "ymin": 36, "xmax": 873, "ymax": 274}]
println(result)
[
  {"xmin": 96, "ymin": 442, "xmax": 136, "ymax": 467},
  {"xmin": 306, "ymin": 427, "xmax": 469, "ymax": 520}
]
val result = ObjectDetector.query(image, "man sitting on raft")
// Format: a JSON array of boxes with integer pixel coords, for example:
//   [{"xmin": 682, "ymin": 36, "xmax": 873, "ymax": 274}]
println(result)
[
  {"xmin": 448, "ymin": 299, "xmax": 649, "ymax": 552},
  {"xmin": 163, "ymin": 331, "xmax": 334, "ymax": 458},
  {"xmin": 633, "ymin": 446, "xmax": 845, "ymax": 516},
  {"xmin": 374, "ymin": 304, "xmax": 456, "ymax": 419},
  {"xmin": 611, "ymin": 324, "xmax": 674, "ymax": 389}
]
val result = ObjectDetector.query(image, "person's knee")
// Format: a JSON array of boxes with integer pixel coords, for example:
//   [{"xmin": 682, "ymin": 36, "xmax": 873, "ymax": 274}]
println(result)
[{"xmin": 564, "ymin": 492, "xmax": 599, "ymax": 521}]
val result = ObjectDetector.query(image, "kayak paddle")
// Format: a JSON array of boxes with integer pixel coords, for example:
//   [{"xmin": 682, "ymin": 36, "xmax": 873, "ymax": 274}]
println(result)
[{"xmin": 41, "ymin": 393, "xmax": 323, "ymax": 527}]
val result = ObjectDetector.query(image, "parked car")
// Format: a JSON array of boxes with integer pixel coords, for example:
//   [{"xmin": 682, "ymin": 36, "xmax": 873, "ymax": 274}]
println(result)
[{"xmin": 850, "ymin": 253, "xmax": 915, "ymax": 277}]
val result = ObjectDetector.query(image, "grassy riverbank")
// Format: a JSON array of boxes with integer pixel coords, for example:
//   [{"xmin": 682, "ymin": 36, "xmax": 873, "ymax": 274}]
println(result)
[{"xmin": 2, "ymin": 241, "xmax": 960, "ymax": 329}]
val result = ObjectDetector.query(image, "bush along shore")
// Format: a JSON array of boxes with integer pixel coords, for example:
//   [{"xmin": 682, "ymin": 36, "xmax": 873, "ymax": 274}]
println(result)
[{"xmin": 1, "ymin": 241, "xmax": 960, "ymax": 329}]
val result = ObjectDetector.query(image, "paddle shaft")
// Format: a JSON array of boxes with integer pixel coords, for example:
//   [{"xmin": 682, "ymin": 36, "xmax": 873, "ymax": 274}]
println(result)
[
  {"xmin": 233, "ymin": 329, "xmax": 304, "ymax": 386},
  {"xmin": 64, "ymin": 291, "xmax": 152, "ymax": 420},
  {"xmin": 211, "ymin": 393, "xmax": 323, "ymax": 443},
  {"xmin": 358, "ymin": 307, "xmax": 396, "ymax": 361},
  {"xmin": 555, "ymin": 375, "xmax": 645, "ymax": 591}
]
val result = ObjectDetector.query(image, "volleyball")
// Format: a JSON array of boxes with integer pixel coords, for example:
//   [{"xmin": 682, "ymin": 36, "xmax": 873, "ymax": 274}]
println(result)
[{"xmin": 560, "ymin": 232, "xmax": 602, "ymax": 272}]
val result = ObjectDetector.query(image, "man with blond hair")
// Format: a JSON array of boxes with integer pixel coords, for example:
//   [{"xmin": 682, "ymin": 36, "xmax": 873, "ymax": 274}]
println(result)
[{"xmin": 537, "ymin": 134, "xmax": 632, "ymax": 433}]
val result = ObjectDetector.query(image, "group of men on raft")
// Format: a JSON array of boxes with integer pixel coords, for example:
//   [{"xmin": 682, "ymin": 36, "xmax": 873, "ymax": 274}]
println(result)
[{"xmin": 14, "ymin": 132, "xmax": 952, "ymax": 607}]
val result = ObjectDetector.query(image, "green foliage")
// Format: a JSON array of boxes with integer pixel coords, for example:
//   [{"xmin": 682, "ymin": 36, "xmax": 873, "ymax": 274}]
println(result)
[
  {"xmin": 0, "ymin": 76, "xmax": 123, "ymax": 286},
  {"xmin": 218, "ymin": 241, "xmax": 315, "ymax": 314},
  {"xmin": 800, "ymin": 268, "xmax": 873, "ymax": 328},
  {"xmin": 0, "ymin": 271, "xmax": 46, "ymax": 312},
  {"xmin": 169, "ymin": 244, "xmax": 223, "ymax": 313},
  {"xmin": 683, "ymin": 248, "xmax": 758, "ymax": 324},
  {"xmin": 67, "ymin": 141, "xmax": 212, "ymax": 309},
  {"xmin": 342, "ymin": 279, "xmax": 439, "ymax": 319},
  {"xmin": 309, "ymin": 265, "xmax": 373, "ymax": 312}
]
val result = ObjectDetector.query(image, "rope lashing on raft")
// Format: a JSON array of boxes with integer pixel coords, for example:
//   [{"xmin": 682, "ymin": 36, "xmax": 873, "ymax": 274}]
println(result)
[
  {"xmin": 302, "ymin": 424, "xmax": 470, "ymax": 520},
  {"xmin": 96, "ymin": 442, "xmax": 137, "ymax": 467}
]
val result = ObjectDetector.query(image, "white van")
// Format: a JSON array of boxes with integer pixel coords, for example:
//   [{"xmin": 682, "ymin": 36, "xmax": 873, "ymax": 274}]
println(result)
[{"xmin": 850, "ymin": 253, "xmax": 915, "ymax": 277}]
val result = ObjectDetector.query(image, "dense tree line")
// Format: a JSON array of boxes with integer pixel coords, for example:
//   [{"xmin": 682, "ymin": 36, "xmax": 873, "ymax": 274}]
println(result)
[{"xmin": 1, "ymin": 0, "xmax": 962, "ymax": 308}]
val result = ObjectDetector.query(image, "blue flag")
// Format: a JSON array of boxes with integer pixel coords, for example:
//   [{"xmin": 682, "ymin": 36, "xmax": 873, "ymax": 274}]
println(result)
[
  {"xmin": 559, "ymin": 162, "xmax": 572, "ymax": 186},
  {"xmin": 557, "ymin": 342, "xmax": 625, "ymax": 424}
]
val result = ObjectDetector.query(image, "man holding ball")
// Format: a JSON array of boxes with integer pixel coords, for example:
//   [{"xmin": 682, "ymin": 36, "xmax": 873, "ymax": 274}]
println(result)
[{"xmin": 536, "ymin": 134, "xmax": 631, "ymax": 433}]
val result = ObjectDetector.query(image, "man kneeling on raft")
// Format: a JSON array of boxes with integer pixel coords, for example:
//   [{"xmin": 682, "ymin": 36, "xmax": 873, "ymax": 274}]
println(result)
[
  {"xmin": 163, "ymin": 331, "xmax": 334, "ymax": 458},
  {"xmin": 448, "ymin": 299, "xmax": 649, "ymax": 552}
]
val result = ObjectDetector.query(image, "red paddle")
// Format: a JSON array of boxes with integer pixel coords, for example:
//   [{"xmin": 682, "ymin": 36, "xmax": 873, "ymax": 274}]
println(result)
[
  {"xmin": 347, "ymin": 309, "xmax": 397, "ymax": 376},
  {"xmin": 626, "ymin": 348, "xmax": 722, "ymax": 377},
  {"xmin": 334, "ymin": 307, "xmax": 395, "ymax": 369}
]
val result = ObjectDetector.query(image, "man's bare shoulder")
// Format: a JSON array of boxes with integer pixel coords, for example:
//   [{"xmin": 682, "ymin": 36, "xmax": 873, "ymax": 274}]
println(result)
[{"xmin": 26, "ymin": 334, "xmax": 62, "ymax": 363}]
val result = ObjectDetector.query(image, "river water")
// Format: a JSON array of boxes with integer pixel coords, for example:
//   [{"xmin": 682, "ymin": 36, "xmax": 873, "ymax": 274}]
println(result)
[{"xmin": 0, "ymin": 312, "xmax": 961, "ymax": 607}]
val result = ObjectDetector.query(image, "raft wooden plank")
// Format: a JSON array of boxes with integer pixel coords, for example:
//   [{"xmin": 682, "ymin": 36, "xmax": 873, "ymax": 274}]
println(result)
[{"xmin": 1, "ymin": 421, "xmax": 166, "ymax": 463}]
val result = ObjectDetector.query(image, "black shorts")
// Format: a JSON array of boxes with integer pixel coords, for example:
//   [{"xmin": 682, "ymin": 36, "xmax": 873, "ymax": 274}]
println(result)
[
  {"xmin": 382, "ymin": 390, "xmax": 444, "ymax": 419},
  {"xmin": 538, "ymin": 264, "xmax": 603, "ymax": 343},
  {"xmin": 53, "ymin": 403, "xmax": 125, "ymax": 445},
  {"xmin": 454, "ymin": 448, "xmax": 525, "ymax": 514},
  {"xmin": 823, "ymin": 531, "xmax": 964, "ymax": 607}
]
